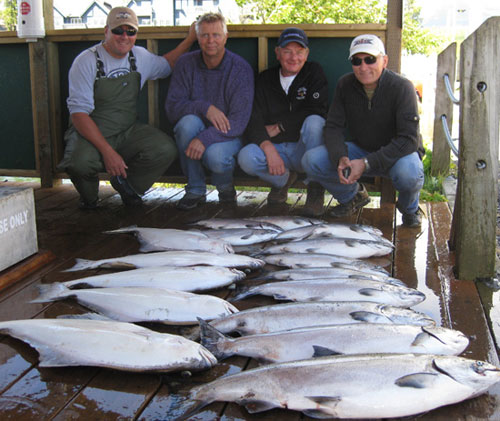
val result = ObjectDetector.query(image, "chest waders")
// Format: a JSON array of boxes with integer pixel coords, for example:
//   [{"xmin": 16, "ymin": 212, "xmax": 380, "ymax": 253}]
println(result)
[{"xmin": 60, "ymin": 49, "xmax": 177, "ymax": 205}]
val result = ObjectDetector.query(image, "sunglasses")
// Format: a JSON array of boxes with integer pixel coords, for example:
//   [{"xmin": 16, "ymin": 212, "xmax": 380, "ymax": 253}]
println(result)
[
  {"xmin": 111, "ymin": 27, "xmax": 137, "ymax": 37},
  {"xmin": 350, "ymin": 55, "xmax": 378, "ymax": 66}
]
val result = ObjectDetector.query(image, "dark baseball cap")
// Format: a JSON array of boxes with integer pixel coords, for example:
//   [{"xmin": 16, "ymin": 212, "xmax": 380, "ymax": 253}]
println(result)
[{"xmin": 277, "ymin": 27, "xmax": 308, "ymax": 48}]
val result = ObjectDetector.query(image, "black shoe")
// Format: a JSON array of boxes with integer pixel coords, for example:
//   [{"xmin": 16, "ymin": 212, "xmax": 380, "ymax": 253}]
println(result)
[
  {"xmin": 110, "ymin": 176, "xmax": 142, "ymax": 206},
  {"xmin": 218, "ymin": 187, "xmax": 237, "ymax": 204},
  {"xmin": 78, "ymin": 198, "xmax": 99, "ymax": 210},
  {"xmin": 329, "ymin": 183, "xmax": 370, "ymax": 217},
  {"xmin": 402, "ymin": 208, "xmax": 423, "ymax": 227},
  {"xmin": 176, "ymin": 193, "xmax": 206, "ymax": 210},
  {"xmin": 302, "ymin": 182, "xmax": 325, "ymax": 217},
  {"xmin": 268, "ymin": 171, "xmax": 298, "ymax": 204}
]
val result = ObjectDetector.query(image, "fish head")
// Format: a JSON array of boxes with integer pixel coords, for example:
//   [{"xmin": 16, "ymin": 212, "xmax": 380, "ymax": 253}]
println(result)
[
  {"xmin": 397, "ymin": 287, "xmax": 426, "ymax": 305},
  {"xmin": 432, "ymin": 356, "xmax": 500, "ymax": 392},
  {"xmin": 413, "ymin": 327, "xmax": 470, "ymax": 354},
  {"xmin": 381, "ymin": 305, "xmax": 436, "ymax": 326}
]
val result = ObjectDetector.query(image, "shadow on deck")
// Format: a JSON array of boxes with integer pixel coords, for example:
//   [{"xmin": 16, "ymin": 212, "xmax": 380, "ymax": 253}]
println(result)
[{"xmin": 0, "ymin": 178, "xmax": 499, "ymax": 420}]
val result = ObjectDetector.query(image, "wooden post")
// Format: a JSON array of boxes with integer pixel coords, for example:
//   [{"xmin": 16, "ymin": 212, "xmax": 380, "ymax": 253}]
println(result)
[
  {"xmin": 147, "ymin": 39, "xmax": 160, "ymax": 128},
  {"xmin": 453, "ymin": 17, "xmax": 499, "ymax": 280},
  {"xmin": 379, "ymin": 0, "xmax": 402, "ymax": 203},
  {"xmin": 29, "ymin": 40, "xmax": 53, "ymax": 188},
  {"xmin": 431, "ymin": 42, "xmax": 457, "ymax": 176}
]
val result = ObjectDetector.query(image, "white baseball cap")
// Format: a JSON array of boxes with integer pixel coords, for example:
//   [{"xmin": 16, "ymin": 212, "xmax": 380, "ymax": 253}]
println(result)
[{"xmin": 349, "ymin": 34, "xmax": 386, "ymax": 59}]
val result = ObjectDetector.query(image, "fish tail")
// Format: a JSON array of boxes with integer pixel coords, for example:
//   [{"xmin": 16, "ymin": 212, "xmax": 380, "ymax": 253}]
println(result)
[
  {"xmin": 230, "ymin": 286, "xmax": 255, "ymax": 302},
  {"xmin": 198, "ymin": 318, "xmax": 232, "ymax": 361},
  {"xmin": 62, "ymin": 258, "xmax": 96, "ymax": 272},
  {"xmin": 174, "ymin": 392, "xmax": 212, "ymax": 421},
  {"xmin": 31, "ymin": 283, "xmax": 70, "ymax": 303}
]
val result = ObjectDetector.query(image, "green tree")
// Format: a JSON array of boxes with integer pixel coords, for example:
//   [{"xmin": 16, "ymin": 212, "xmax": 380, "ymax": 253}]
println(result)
[
  {"xmin": 236, "ymin": 0, "xmax": 442, "ymax": 55},
  {"xmin": 1, "ymin": 0, "xmax": 17, "ymax": 31}
]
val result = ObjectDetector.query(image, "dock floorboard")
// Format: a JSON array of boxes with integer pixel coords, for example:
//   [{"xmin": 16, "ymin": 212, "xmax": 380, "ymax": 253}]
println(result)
[{"xmin": 0, "ymin": 180, "xmax": 499, "ymax": 420}]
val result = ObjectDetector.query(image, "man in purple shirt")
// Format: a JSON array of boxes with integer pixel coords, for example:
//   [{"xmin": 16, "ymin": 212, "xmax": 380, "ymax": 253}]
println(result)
[{"xmin": 165, "ymin": 12, "xmax": 254, "ymax": 210}]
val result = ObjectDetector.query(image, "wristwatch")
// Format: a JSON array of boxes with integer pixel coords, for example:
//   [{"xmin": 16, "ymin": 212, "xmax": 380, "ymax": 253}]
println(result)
[{"xmin": 363, "ymin": 157, "xmax": 370, "ymax": 172}]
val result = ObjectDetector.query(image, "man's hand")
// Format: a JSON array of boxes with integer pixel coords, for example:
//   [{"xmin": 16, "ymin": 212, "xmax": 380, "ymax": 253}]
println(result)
[
  {"xmin": 261, "ymin": 140, "xmax": 285, "ymax": 176},
  {"xmin": 206, "ymin": 105, "xmax": 230, "ymax": 133},
  {"xmin": 186, "ymin": 138, "xmax": 206, "ymax": 160},
  {"xmin": 102, "ymin": 148, "xmax": 128, "ymax": 178},
  {"xmin": 265, "ymin": 123, "xmax": 281, "ymax": 139},
  {"xmin": 338, "ymin": 156, "xmax": 365, "ymax": 184}
]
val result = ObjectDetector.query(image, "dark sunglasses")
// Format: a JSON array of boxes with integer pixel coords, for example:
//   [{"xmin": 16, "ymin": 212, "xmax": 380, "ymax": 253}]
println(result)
[
  {"xmin": 350, "ymin": 55, "xmax": 378, "ymax": 66},
  {"xmin": 111, "ymin": 27, "xmax": 137, "ymax": 37}
]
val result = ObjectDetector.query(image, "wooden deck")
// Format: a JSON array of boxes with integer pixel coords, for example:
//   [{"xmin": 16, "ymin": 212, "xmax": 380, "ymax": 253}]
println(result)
[{"xmin": 0, "ymin": 178, "xmax": 499, "ymax": 420}]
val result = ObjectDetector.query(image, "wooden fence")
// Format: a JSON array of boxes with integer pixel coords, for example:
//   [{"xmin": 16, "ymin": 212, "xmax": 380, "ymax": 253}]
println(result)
[{"xmin": 432, "ymin": 17, "xmax": 500, "ymax": 280}]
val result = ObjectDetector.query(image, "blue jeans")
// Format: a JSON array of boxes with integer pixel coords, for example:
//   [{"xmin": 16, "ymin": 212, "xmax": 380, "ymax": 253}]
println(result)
[
  {"xmin": 237, "ymin": 115, "xmax": 325, "ymax": 188},
  {"xmin": 174, "ymin": 115, "xmax": 242, "ymax": 196},
  {"xmin": 302, "ymin": 142, "xmax": 424, "ymax": 214}
]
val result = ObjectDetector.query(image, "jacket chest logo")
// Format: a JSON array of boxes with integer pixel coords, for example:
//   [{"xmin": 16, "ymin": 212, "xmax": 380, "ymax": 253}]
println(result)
[{"xmin": 296, "ymin": 86, "xmax": 307, "ymax": 100}]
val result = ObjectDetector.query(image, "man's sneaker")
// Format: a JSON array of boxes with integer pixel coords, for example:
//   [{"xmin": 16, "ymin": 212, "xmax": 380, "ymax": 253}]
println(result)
[
  {"xmin": 110, "ymin": 176, "xmax": 142, "ymax": 206},
  {"xmin": 78, "ymin": 198, "xmax": 99, "ymax": 210},
  {"xmin": 218, "ymin": 187, "xmax": 237, "ymax": 204},
  {"xmin": 267, "ymin": 171, "xmax": 298, "ymax": 204},
  {"xmin": 329, "ymin": 183, "xmax": 370, "ymax": 217},
  {"xmin": 176, "ymin": 193, "xmax": 206, "ymax": 210},
  {"xmin": 402, "ymin": 208, "xmax": 423, "ymax": 228},
  {"xmin": 301, "ymin": 182, "xmax": 325, "ymax": 217}
]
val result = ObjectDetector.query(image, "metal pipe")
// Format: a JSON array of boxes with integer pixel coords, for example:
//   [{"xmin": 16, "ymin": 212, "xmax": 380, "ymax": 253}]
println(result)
[
  {"xmin": 443, "ymin": 73, "xmax": 460, "ymax": 105},
  {"xmin": 440, "ymin": 114, "xmax": 459, "ymax": 157}
]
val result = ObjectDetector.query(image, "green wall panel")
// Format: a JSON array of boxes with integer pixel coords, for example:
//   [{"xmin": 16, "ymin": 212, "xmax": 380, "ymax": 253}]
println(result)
[{"xmin": 0, "ymin": 43, "xmax": 35, "ymax": 170}]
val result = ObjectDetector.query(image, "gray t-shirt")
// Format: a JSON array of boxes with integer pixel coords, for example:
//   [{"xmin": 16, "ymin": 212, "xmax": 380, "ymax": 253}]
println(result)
[{"xmin": 67, "ymin": 42, "xmax": 171, "ymax": 115}]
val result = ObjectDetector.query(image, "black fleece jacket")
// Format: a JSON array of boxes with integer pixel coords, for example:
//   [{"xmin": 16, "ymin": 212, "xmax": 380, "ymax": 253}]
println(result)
[
  {"xmin": 244, "ymin": 61, "xmax": 328, "ymax": 145},
  {"xmin": 324, "ymin": 69, "xmax": 424, "ymax": 172}
]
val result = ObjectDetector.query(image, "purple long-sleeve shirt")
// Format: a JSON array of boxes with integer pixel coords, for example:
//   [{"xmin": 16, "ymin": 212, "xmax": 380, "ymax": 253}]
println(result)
[{"xmin": 165, "ymin": 49, "xmax": 254, "ymax": 147}]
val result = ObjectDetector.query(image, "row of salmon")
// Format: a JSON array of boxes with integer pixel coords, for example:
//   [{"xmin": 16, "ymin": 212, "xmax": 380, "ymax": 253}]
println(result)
[{"xmin": 0, "ymin": 216, "xmax": 498, "ymax": 419}]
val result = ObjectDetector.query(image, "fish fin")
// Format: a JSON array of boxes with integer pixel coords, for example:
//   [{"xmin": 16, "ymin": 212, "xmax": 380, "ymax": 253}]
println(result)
[
  {"xmin": 198, "ymin": 318, "xmax": 231, "ymax": 360},
  {"xmin": 312, "ymin": 345, "xmax": 342, "ymax": 357},
  {"xmin": 303, "ymin": 396, "xmax": 341, "ymax": 418},
  {"xmin": 66, "ymin": 282, "xmax": 94, "ymax": 290},
  {"xmin": 305, "ymin": 248, "xmax": 319, "ymax": 253},
  {"xmin": 272, "ymin": 293, "xmax": 290, "ymax": 301},
  {"xmin": 230, "ymin": 287, "xmax": 255, "ymax": 302},
  {"xmin": 395, "ymin": 372, "xmax": 439, "ymax": 389},
  {"xmin": 358, "ymin": 288, "xmax": 380, "ymax": 296},
  {"xmin": 31, "ymin": 284, "xmax": 71, "ymax": 303},
  {"xmin": 349, "ymin": 311, "xmax": 387, "ymax": 323},
  {"xmin": 295, "ymin": 263, "xmax": 309, "ymax": 268},
  {"xmin": 62, "ymin": 258, "xmax": 96, "ymax": 272},
  {"xmin": 241, "ymin": 399, "xmax": 278, "ymax": 414},
  {"xmin": 138, "ymin": 244, "xmax": 160, "ymax": 253}
]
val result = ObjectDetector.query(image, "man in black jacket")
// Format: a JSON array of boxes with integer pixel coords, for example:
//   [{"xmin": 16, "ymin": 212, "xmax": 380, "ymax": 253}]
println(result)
[
  {"xmin": 302, "ymin": 34, "xmax": 425, "ymax": 227},
  {"xmin": 238, "ymin": 28, "xmax": 328, "ymax": 214}
]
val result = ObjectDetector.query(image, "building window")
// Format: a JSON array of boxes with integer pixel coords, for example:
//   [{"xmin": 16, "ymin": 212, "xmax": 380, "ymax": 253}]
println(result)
[{"xmin": 194, "ymin": 0, "xmax": 203, "ymax": 6}]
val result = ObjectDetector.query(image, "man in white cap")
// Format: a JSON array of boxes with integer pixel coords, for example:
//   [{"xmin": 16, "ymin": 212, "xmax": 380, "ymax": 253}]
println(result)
[
  {"xmin": 302, "ymin": 34, "xmax": 425, "ymax": 227},
  {"xmin": 59, "ymin": 7, "xmax": 196, "ymax": 209},
  {"xmin": 238, "ymin": 27, "xmax": 328, "ymax": 213}
]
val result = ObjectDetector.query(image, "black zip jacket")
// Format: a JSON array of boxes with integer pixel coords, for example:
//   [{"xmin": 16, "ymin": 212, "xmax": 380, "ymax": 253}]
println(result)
[
  {"xmin": 244, "ymin": 61, "xmax": 328, "ymax": 145},
  {"xmin": 324, "ymin": 69, "xmax": 424, "ymax": 172}
]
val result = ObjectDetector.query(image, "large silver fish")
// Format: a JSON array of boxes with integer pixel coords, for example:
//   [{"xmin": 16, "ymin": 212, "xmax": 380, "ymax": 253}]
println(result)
[
  {"xmin": 0, "ymin": 319, "xmax": 216, "ymax": 372},
  {"xmin": 232, "ymin": 279, "xmax": 425, "ymax": 307},
  {"xmin": 202, "ymin": 228, "xmax": 279, "ymax": 246},
  {"xmin": 274, "ymin": 222, "xmax": 387, "ymax": 244},
  {"xmin": 180, "ymin": 354, "xmax": 500, "ymax": 419},
  {"xmin": 244, "ymin": 215, "xmax": 323, "ymax": 230},
  {"xmin": 104, "ymin": 226, "xmax": 234, "ymax": 254},
  {"xmin": 63, "ymin": 251, "xmax": 265, "ymax": 271},
  {"xmin": 192, "ymin": 218, "xmax": 283, "ymax": 231},
  {"xmin": 261, "ymin": 237, "xmax": 394, "ymax": 258},
  {"xmin": 262, "ymin": 252, "xmax": 385, "ymax": 269},
  {"xmin": 32, "ymin": 284, "xmax": 239, "ymax": 325},
  {"xmin": 60, "ymin": 266, "xmax": 246, "ymax": 292},
  {"xmin": 209, "ymin": 302, "xmax": 436, "ymax": 336},
  {"xmin": 263, "ymin": 266, "xmax": 391, "ymax": 282},
  {"xmin": 199, "ymin": 321, "xmax": 469, "ymax": 363}
]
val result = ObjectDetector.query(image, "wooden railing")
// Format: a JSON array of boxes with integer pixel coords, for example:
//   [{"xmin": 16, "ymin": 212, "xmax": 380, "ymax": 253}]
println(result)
[{"xmin": 432, "ymin": 17, "xmax": 500, "ymax": 280}]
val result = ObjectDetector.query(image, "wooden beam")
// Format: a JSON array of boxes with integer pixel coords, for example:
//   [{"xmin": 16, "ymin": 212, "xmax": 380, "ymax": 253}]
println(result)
[
  {"xmin": 431, "ymin": 43, "xmax": 457, "ymax": 176},
  {"xmin": 386, "ymin": 0, "xmax": 402, "ymax": 73},
  {"xmin": 453, "ymin": 17, "xmax": 500, "ymax": 280},
  {"xmin": 29, "ymin": 40, "xmax": 54, "ymax": 187}
]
